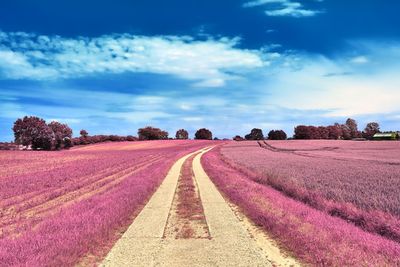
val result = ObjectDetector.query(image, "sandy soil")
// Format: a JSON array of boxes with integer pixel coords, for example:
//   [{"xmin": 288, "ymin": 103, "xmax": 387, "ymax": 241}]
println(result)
[{"xmin": 101, "ymin": 147, "xmax": 300, "ymax": 267}]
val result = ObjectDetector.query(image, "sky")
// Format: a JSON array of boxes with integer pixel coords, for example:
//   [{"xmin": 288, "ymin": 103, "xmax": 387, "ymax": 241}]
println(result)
[{"xmin": 1, "ymin": 0, "xmax": 400, "ymax": 141}]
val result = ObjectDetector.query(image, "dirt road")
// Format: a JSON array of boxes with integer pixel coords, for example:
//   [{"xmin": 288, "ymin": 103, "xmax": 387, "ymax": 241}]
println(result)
[{"xmin": 101, "ymin": 147, "xmax": 299, "ymax": 267}]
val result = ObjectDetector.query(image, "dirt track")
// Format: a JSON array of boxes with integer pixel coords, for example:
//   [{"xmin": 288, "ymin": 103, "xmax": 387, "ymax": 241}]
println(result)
[{"xmin": 101, "ymin": 147, "xmax": 299, "ymax": 267}]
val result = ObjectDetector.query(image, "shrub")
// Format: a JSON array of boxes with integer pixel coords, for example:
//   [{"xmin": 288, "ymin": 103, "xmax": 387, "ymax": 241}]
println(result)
[
  {"xmin": 126, "ymin": 135, "xmax": 138, "ymax": 141},
  {"xmin": 80, "ymin": 129, "xmax": 88, "ymax": 138},
  {"xmin": 195, "ymin": 128, "xmax": 212, "ymax": 140},
  {"xmin": 233, "ymin": 135, "xmax": 245, "ymax": 141}
]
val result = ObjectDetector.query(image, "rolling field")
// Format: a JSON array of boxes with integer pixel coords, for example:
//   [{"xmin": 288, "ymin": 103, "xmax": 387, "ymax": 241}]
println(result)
[
  {"xmin": 0, "ymin": 140, "xmax": 213, "ymax": 266},
  {"xmin": 2, "ymin": 139, "xmax": 400, "ymax": 266},
  {"xmin": 201, "ymin": 140, "xmax": 400, "ymax": 265}
]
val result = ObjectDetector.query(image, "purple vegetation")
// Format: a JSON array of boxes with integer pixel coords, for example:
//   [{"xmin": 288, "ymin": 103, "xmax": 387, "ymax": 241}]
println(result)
[
  {"xmin": 0, "ymin": 140, "xmax": 213, "ymax": 266},
  {"xmin": 202, "ymin": 145, "xmax": 400, "ymax": 266}
]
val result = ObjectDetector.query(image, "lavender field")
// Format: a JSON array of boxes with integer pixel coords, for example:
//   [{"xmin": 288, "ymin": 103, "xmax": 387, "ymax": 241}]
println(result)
[
  {"xmin": 219, "ymin": 140, "xmax": 400, "ymax": 242},
  {"xmin": 203, "ymin": 141, "xmax": 400, "ymax": 266},
  {"xmin": 0, "ymin": 140, "xmax": 213, "ymax": 266}
]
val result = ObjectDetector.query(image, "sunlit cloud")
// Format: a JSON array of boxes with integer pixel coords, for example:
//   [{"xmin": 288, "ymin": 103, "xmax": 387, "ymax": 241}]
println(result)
[
  {"xmin": 0, "ymin": 31, "xmax": 266, "ymax": 87},
  {"xmin": 243, "ymin": 0, "xmax": 322, "ymax": 18}
]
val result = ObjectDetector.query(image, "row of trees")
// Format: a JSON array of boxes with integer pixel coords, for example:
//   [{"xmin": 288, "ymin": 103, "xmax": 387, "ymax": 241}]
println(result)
[
  {"xmin": 11, "ymin": 116, "xmax": 214, "ymax": 150},
  {"xmin": 294, "ymin": 118, "xmax": 381, "ymax": 140},
  {"xmin": 72, "ymin": 130, "xmax": 138, "ymax": 145},
  {"xmin": 137, "ymin": 127, "xmax": 213, "ymax": 140},
  {"xmin": 234, "ymin": 128, "xmax": 288, "ymax": 141},
  {"xmin": 233, "ymin": 119, "xmax": 381, "ymax": 141}
]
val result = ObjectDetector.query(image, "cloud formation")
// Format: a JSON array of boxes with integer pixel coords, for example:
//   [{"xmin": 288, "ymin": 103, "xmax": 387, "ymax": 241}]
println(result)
[
  {"xmin": 243, "ymin": 0, "xmax": 321, "ymax": 18},
  {"xmin": 0, "ymin": 32, "xmax": 266, "ymax": 87},
  {"xmin": 1, "ymin": 33, "xmax": 400, "ymax": 141}
]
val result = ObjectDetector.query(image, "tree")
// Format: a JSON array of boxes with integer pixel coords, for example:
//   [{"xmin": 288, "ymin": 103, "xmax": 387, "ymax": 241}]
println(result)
[
  {"xmin": 318, "ymin": 126, "xmax": 329, "ymax": 140},
  {"xmin": 268, "ymin": 130, "xmax": 287, "ymax": 140},
  {"xmin": 175, "ymin": 129, "xmax": 189, "ymax": 140},
  {"xmin": 294, "ymin": 125, "xmax": 312, "ymax": 139},
  {"xmin": 194, "ymin": 128, "xmax": 212, "ymax": 140},
  {"xmin": 340, "ymin": 124, "xmax": 352, "ymax": 140},
  {"xmin": 327, "ymin": 125, "xmax": 342, "ymax": 139},
  {"xmin": 245, "ymin": 128, "xmax": 264, "ymax": 140},
  {"xmin": 138, "ymin": 126, "xmax": 169, "ymax": 140},
  {"xmin": 363, "ymin": 122, "xmax": 380, "ymax": 140},
  {"xmin": 80, "ymin": 129, "xmax": 89, "ymax": 138},
  {"xmin": 12, "ymin": 116, "xmax": 53, "ymax": 150},
  {"xmin": 346, "ymin": 118, "xmax": 359, "ymax": 139},
  {"xmin": 48, "ymin": 121, "xmax": 73, "ymax": 150}
]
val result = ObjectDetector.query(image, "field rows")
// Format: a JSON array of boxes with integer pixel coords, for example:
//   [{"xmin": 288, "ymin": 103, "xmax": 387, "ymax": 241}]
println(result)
[
  {"xmin": 0, "ymin": 140, "xmax": 213, "ymax": 266},
  {"xmin": 202, "ymin": 145, "xmax": 400, "ymax": 266}
]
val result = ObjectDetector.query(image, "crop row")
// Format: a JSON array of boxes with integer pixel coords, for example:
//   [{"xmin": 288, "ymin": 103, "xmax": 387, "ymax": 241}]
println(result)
[
  {"xmin": 221, "ymin": 141, "xmax": 400, "ymax": 242},
  {"xmin": 0, "ymin": 140, "xmax": 213, "ymax": 266},
  {"xmin": 202, "ymin": 146, "xmax": 400, "ymax": 266}
]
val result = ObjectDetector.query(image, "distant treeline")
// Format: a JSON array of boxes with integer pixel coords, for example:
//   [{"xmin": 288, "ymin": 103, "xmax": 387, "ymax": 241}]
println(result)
[
  {"xmin": 233, "ymin": 118, "xmax": 398, "ymax": 141},
  {"xmin": 293, "ymin": 119, "xmax": 388, "ymax": 140},
  {"xmin": 6, "ymin": 116, "xmax": 214, "ymax": 151}
]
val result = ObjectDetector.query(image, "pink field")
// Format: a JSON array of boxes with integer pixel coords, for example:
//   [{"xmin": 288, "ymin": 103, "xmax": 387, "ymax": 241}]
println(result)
[
  {"xmin": 220, "ymin": 140, "xmax": 400, "ymax": 242},
  {"xmin": 202, "ymin": 145, "xmax": 400, "ymax": 266},
  {"xmin": 0, "ymin": 140, "xmax": 213, "ymax": 266}
]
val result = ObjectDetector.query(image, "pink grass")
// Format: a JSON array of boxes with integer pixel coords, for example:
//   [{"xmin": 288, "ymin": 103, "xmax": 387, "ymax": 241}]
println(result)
[
  {"xmin": 221, "ymin": 141, "xmax": 400, "ymax": 242},
  {"xmin": 0, "ymin": 140, "xmax": 214, "ymax": 266},
  {"xmin": 202, "ymin": 146, "xmax": 400, "ymax": 266}
]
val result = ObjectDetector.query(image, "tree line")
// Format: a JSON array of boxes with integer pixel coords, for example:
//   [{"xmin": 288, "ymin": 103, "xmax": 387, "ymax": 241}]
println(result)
[
  {"xmin": 234, "ymin": 129, "xmax": 287, "ymax": 141},
  {"xmin": 293, "ymin": 118, "xmax": 382, "ymax": 140},
  {"xmin": 233, "ymin": 118, "xmax": 389, "ymax": 141},
  {"xmin": 10, "ymin": 116, "xmax": 214, "ymax": 150},
  {"xmin": 7, "ymin": 115, "xmax": 393, "ymax": 150}
]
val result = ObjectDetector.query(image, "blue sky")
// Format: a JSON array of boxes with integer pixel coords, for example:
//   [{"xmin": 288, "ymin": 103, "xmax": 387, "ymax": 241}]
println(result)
[{"xmin": 1, "ymin": 0, "xmax": 400, "ymax": 140}]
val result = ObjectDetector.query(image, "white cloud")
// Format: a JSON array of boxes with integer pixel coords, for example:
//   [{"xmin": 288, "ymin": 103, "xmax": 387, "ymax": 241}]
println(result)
[
  {"xmin": 350, "ymin": 56, "xmax": 369, "ymax": 64},
  {"xmin": 0, "ymin": 31, "xmax": 266, "ymax": 87},
  {"xmin": 243, "ymin": 0, "xmax": 321, "ymax": 18},
  {"xmin": 262, "ymin": 43, "xmax": 400, "ymax": 117}
]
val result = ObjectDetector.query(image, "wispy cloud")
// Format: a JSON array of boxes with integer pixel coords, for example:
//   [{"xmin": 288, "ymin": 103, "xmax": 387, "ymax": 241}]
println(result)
[
  {"xmin": 0, "ymin": 32, "xmax": 267, "ymax": 87},
  {"xmin": 243, "ymin": 0, "xmax": 322, "ymax": 18}
]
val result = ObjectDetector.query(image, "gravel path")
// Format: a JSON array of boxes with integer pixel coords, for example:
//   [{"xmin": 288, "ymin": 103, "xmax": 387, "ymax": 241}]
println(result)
[{"xmin": 101, "ymin": 147, "xmax": 298, "ymax": 267}]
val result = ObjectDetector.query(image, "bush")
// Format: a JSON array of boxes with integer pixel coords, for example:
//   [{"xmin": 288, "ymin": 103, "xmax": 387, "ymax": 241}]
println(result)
[
  {"xmin": 233, "ymin": 135, "xmax": 245, "ymax": 141},
  {"xmin": 175, "ymin": 129, "xmax": 189, "ymax": 139},
  {"xmin": 268, "ymin": 130, "xmax": 287, "ymax": 140},
  {"xmin": 138, "ymin": 126, "xmax": 168, "ymax": 140},
  {"xmin": 195, "ymin": 128, "xmax": 212, "ymax": 140},
  {"xmin": 126, "ymin": 135, "xmax": 138, "ymax": 141},
  {"xmin": 80, "ymin": 129, "xmax": 88, "ymax": 138}
]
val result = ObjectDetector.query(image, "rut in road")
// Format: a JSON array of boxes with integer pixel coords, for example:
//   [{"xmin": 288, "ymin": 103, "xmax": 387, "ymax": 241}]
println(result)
[
  {"xmin": 163, "ymin": 153, "xmax": 210, "ymax": 239},
  {"xmin": 101, "ymin": 147, "xmax": 299, "ymax": 267}
]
